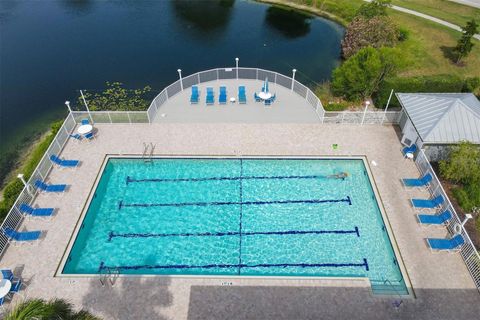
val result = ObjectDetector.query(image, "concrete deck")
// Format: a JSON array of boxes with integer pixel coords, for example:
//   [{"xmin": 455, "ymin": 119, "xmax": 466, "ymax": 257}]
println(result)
[
  {"xmin": 1, "ymin": 123, "xmax": 479, "ymax": 319},
  {"xmin": 153, "ymin": 79, "xmax": 320, "ymax": 123}
]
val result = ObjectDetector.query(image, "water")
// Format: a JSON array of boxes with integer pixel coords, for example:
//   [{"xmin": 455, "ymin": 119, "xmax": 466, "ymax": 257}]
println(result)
[
  {"xmin": 0, "ymin": 0, "xmax": 343, "ymax": 153},
  {"xmin": 63, "ymin": 158, "xmax": 407, "ymax": 294}
]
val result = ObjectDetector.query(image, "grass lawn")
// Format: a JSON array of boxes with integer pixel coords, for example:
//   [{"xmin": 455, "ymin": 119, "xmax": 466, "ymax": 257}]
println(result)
[
  {"xmin": 391, "ymin": 0, "xmax": 480, "ymax": 27},
  {"xmin": 391, "ymin": 9, "xmax": 480, "ymax": 78}
]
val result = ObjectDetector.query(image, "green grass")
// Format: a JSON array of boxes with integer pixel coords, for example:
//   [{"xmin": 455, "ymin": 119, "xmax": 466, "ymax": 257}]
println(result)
[{"xmin": 391, "ymin": 0, "xmax": 480, "ymax": 27}]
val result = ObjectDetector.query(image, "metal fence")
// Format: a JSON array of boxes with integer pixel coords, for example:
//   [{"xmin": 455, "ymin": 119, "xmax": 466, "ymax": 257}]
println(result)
[
  {"xmin": 323, "ymin": 111, "xmax": 402, "ymax": 125},
  {"xmin": 71, "ymin": 111, "xmax": 149, "ymax": 124},
  {"xmin": 415, "ymin": 149, "xmax": 480, "ymax": 291},
  {"xmin": 146, "ymin": 67, "xmax": 326, "ymax": 122},
  {"xmin": 0, "ymin": 113, "xmax": 77, "ymax": 257}
]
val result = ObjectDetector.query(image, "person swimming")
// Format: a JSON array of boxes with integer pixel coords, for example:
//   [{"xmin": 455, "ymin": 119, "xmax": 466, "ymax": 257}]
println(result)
[{"xmin": 328, "ymin": 172, "xmax": 349, "ymax": 180}]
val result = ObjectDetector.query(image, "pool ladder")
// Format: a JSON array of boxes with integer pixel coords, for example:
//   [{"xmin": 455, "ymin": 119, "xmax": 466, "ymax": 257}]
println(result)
[
  {"xmin": 99, "ymin": 267, "xmax": 119, "ymax": 287},
  {"xmin": 142, "ymin": 142, "xmax": 155, "ymax": 163}
]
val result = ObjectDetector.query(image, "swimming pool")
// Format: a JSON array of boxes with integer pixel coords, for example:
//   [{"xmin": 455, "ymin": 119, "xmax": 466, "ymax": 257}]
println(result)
[{"xmin": 61, "ymin": 157, "xmax": 408, "ymax": 294}]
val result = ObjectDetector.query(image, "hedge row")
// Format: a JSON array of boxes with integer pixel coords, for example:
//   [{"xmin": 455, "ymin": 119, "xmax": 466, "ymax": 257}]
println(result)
[
  {"xmin": 373, "ymin": 75, "xmax": 480, "ymax": 109},
  {"xmin": 0, "ymin": 121, "xmax": 63, "ymax": 223}
]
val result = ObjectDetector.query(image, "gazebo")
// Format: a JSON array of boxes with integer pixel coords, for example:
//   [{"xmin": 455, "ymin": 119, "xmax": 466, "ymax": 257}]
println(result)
[{"xmin": 396, "ymin": 93, "xmax": 480, "ymax": 161}]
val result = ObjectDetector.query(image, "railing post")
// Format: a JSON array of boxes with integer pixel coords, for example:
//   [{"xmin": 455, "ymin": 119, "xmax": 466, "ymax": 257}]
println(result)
[
  {"xmin": 108, "ymin": 112, "xmax": 112, "ymax": 124},
  {"xmin": 177, "ymin": 69, "xmax": 183, "ymax": 91},
  {"xmin": 80, "ymin": 90, "xmax": 94, "ymax": 124},
  {"xmin": 291, "ymin": 69, "xmax": 296, "ymax": 91},
  {"xmin": 382, "ymin": 89, "xmax": 394, "ymax": 124},
  {"xmin": 127, "ymin": 112, "xmax": 131, "ymax": 124},
  {"xmin": 361, "ymin": 101, "xmax": 370, "ymax": 125},
  {"xmin": 197, "ymin": 73, "xmax": 201, "ymax": 84},
  {"xmin": 235, "ymin": 57, "xmax": 239, "ymax": 80},
  {"xmin": 17, "ymin": 174, "xmax": 33, "ymax": 196}
]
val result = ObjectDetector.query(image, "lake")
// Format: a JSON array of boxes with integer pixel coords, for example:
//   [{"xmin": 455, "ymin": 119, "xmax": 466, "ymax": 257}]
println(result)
[{"xmin": 0, "ymin": 0, "xmax": 343, "ymax": 168}]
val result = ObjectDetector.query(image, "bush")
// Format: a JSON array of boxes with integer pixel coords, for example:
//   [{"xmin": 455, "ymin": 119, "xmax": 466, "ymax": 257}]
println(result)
[
  {"xmin": 324, "ymin": 101, "xmax": 349, "ymax": 111},
  {"xmin": 0, "ymin": 120, "xmax": 63, "ymax": 222},
  {"xmin": 356, "ymin": 0, "xmax": 391, "ymax": 19},
  {"xmin": 397, "ymin": 27, "xmax": 409, "ymax": 42},
  {"xmin": 332, "ymin": 46, "xmax": 404, "ymax": 100},
  {"xmin": 452, "ymin": 183, "xmax": 480, "ymax": 213},
  {"xmin": 341, "ymin": 16, "xmax": 399, "ymax": 59},
  {"xmin": 373, "ymin": 75, "xmax": 480, "ymax": 108},
  {"xmin": 439, "ymin": 141, "xmax": 480, "ymax": 185}
]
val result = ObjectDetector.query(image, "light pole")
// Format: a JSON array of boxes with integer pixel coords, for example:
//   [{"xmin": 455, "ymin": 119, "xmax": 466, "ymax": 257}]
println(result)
[
  {"xmin": 291, "ymin": 69, "xmax": 297, "ymax": 91},
  {"xmin": 17, "ymin": 173, "xmax": 33, "ymax": 196},
  {"xmin": 361, "ymin": 100, "xmax": 370, "ymax": 125},
  {"xmin": 235, "ymin": 57, "xmax": 239, "ymax": 80},
  {"xmin": 65, "ymin": 101, "xmax": 72, "ymax": 113},
  {"xmin": 177, "ymin": 69, "xmax": 183, "ymax": 91}
]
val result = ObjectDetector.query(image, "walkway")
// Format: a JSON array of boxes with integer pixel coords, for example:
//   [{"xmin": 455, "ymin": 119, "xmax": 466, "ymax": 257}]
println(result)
[
  {"xmin": 364, "ymin": 0, "xmax": 480, "ymax": 40},
  {"xmin": 449, "ymin": 0, "xmax": 480, "ymax": 9}
]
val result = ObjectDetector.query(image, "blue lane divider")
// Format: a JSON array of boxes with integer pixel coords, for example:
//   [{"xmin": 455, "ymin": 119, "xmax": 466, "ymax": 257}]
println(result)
[
  {"xmin": 238, "ymin": 159, "xmax": 244, "ymax": 275},
  {"xmin": 99, "ymin": 258, "xmax": 369, "ymax": 272},
  {"xmin": 125, "ymin": 173, "xmax": 346, "ymax": 185},
  {"xmin": 107, "ymin": 227, "xmax": 360, "ymax": 241},
  {"xmin": 118, "ymin": 196, "xmax": 352, "ymax": 210}
]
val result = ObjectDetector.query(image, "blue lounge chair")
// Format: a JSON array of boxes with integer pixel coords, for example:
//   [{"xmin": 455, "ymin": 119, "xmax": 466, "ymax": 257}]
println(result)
[
  {"xmin": 84, "ymin": 132, "xmax": 95, "ymax": 140},
  {"xmin": 411, "ymin": 194, "xmax": 444, "ymax": 209},
  {"xmin": 19, "ymin": 204, "xmax": 54, "ymax": 217},
  {"xmin": 238, "ymin": 86, "xmax": 246, "ymax": 104},
  {"xmin": 2, "ymin": 227, "xmax": 41, "ymax": 243},
  {"xmin": 402, "ymin": 144, "xmax": 417, "ymax": 155},
  {"xmin": 50, "ymin": 155, "xmax": 80, "ymax": 168},
  {"xmin": 427, "ymin": 234, "xmax": 464, "ymax": 252},
  {"xmin": 417, "ymin": 210, "xmax": 452, "ymax": 225},
  {"xmin": 206, "ymin": 87, "xmax": 214, "ymax": 105},
  {"xmin": 81, "ymin": 119, "xmax": 89, "ymax": 125},
  {"xmin": 254, "ymin": 93, "xmax": 261, "ymax": 102},
  {"xmin": 34, "ymin": 180, "xmax": 67, "ymax": 193},
  {"xmin": 190, "ymin": 86, "xmax": 199, "ymax": 104},
  {"xmin": 402, "ymin": 173, "xmax": 432, "ymax": 188},
  {"xmin": 219, "ymin": 86, "xmax": 227, "ymax": 104}
]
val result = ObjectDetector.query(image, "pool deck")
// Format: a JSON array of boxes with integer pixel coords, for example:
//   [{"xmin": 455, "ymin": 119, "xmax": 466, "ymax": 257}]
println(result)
[{"xmin": 1, "ymin": 123, "xmax": 479, "ymax": 319}]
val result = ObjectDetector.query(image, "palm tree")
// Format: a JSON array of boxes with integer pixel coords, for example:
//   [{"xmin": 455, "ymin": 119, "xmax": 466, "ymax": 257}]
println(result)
[{"xmin": 3, "ymin": 298, "xmax": 101, "ymax": 320}]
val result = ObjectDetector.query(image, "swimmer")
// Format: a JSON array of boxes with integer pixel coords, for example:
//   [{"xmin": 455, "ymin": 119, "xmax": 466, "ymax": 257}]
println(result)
[{"xmin": 328, "ymin": 172, "xmax": 349, "ymax": 180}]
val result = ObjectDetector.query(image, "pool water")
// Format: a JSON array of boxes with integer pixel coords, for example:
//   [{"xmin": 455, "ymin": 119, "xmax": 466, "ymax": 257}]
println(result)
[{"xmin": 62, "ymin": 158, "xmax": 407, "ymax": 294}]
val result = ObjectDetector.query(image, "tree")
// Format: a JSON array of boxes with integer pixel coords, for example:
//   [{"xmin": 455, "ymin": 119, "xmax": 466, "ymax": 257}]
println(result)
[
  {"xmin": 4, "ymin": 298, "xmax": 101, "ymax": 320},
  {"xmin": 331, "ymin": 46, "xmax": 403, "ymax": 100},
  {"xmin": 78, "ymin": 82, "xmax": 151, "ymax": 111},
  {"xmin": 356, "ymin": 0, "xmax": 391, "ymax": 19},
  {"xmin": 453, "ymin": 19, "xmax": 479, "ymax": 64},
  {"xmin": 439, "ymin": 141, "xmax": 480, "ymax": 185},
  {"xmin": 342, "ymin": 16, "xmax": 399, "ymax": 58}
]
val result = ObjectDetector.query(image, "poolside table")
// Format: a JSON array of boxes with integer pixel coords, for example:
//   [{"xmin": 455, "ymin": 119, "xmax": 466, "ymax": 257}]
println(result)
[
  {"xmin": 230, "ymin": 97, "xmax": 236, "ymax": 103},
  {"xmin": 0, "ymin": 279, "xmax": 11, "ymax": 299},
  {"xmin": 77, "ymin": 124, "xmax": 93, "ymax": 135},
  {"xmin": 258, "ymin": 92, "xmax": 272, "ymax": 100}
]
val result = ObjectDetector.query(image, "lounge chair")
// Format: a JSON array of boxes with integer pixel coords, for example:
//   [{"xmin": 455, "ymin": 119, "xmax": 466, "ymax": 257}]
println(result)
[
  {"xmin": 411, "ymin": 194, "xmax": 444, "ymax": 210},
  {"xmin": 2, "ymin": 227, "xmax": 41, "ymax": 244},
  {"xmin": 81, "ymin": 119, "xmax": 89, "ymax": 125},
  {"xmin": 190, "ymin": 86, "xmax": 199, "ymax": 104},
  {"xmin": 417, "ymin": 210, "xmax": 452, "ymax": 226},
  {"xmin": 402, "ymin": 173, "xmax": 432, "ymax": 188},
  {"xmin": 34, "ymin": 180, "xmax": 67, "ymax": 193},
  {"xmin": 427, "ymin": 234, "xmax": 464, "ymax": 252},
  {"xmin": 219, "ymin": 86, "xmax": 227, "ymax": 104},
  {"xmin": 50, "ymin": 155, "xmax": 80, "ymax": 168},
  {"xmin": 19, "ymin": 204, "xmax": 54, "ymax": 218},
  {"xmin": 238, "ymin": 86, "xmax": 246, "ymax": 104},
  {"xmin": 206, "ymin": 87, "xmax": 214, "ymax": 105},
  {"xmin": 402, "ymin": 144, "xmax": 417, "ymax": 155},
  {"xmin": 254, "ymin": 93, "xmax": 261, "ymax": 102}
]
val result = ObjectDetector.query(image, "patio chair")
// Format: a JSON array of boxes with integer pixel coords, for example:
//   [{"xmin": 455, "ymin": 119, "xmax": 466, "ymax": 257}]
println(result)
[
  {"xmin": 402, "ymin": 144, "xmax": 417, "ymax": 155},
  {"xmin": 19, "ymin": 204, "xmax": 54, "ymax": 218},
  {"xmin": 219, "ymin": 86, "xmax": 227, "ymax": 104},
  {"xmin": 81, "ymin": 119, "xmax": 89, "ymax": 125},
  {"xmin": 427, "ymin": 234, "xmax": 464, "ymax": 252},
  {"xmin": 8, "ymin": 279, "xmax": 25, "ymax": 298},
  {"xmin": 238, "ymin": 86, "xmax": 246, "ymax": 104},
  {"xmin": 84, "ymin": 132, "xmax": 95, "ymax": 140},
  {"xmin": 1, "ymin": 227, "xmax": 42, "ymax": 244},
  {"xmin": 402, "ymin": 173, "xmax": 432, "ymax": 188},
  {"xmin": 264, "ymin": 99, "xmax": 272, "ymax": 106},
  {"xmin": 69, "ymin": 133, "xmax": 82, "ymax": 142},
  {"xmin": 1, "ymin": 270, "xmax": 14, "ymax": 281},
  {"xmin": 254, "ymin": 93, "xmax": 261, "ymax": 102},
  {"xmin": 411, "ymin": 194, "xmax": 444, "ymax": 210},
  {"xmin": 34, "ymin": 180, "xmax": 67, "ymax": 193},
  {"xmin": 50, "ymin": 155, "xmax": 80, "ymax": 168},
  {"xmin": 417, "ymin": 210, "xmax": 452, "ymax": 226},
  {"xmin": 206, "ymin": 87, "xmax": 214, "ymax": 105},
  {"xmin": 190, "ymin": 86, "xmax": 199, "ymax": 104}
]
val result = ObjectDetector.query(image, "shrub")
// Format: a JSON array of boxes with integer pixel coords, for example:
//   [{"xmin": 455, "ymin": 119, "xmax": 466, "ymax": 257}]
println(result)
[
  {"xmin": 373, "ymin": 75, "xmax": 480, "ymax": 108},
  {"xmin": 342, "ymin": 16, "xmax": 399, "ymax": 59},
  {"xmin": 332, "ymin": 46, "xmax": 403, "ymax": 100},
  {"xmin": 452, "ymin": 183, "xmax": 480, "ymax": 213},
  {"xmin": 397, "ymin": 27, "xmax": 409, "ymax": 42},
  {"xmin": 439, "ymin": 141, "xmax": 480, "ymax": 185},
  {"xmin": 324, "ymin": 101, "xmax": 349, "ymax": 111},
  {"xmin": 356, "ymin": 0, "xmax": 391, "ymax": 19}
]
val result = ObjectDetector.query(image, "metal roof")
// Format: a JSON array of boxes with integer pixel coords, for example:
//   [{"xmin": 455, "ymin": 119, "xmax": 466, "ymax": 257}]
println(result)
[{"xmin": 396, "ymin": 93, "xmax": 480, "ymax": 144}]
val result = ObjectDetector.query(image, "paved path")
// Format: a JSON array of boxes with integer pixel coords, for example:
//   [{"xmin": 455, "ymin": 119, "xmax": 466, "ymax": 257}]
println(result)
[
  {"xmin": 448, "ymin": 0, "xmax": 480, "ymax": 9},
  {"xmin": 364, "ymin": 0, "xmax": 480, "ymax": 40}
]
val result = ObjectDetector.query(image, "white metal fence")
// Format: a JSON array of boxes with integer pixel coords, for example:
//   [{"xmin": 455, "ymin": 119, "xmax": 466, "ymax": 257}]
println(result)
[
  {"xmin": 0, "ymin": 113, "xmax": 76, "ymax": 257},
  {"xmin": 415, "ymin": 149, "xmax": 480, "ymax": 291},
  {"xmin": 71, "ymin": 111, "xmax": 149, "ymax": 124},
  {"xmin": 146, "ymin": 67, "xmax": 326, "ymax": 122},
  {"xmin": 323, "ymin": 111, "xmax": 402, "ymax": 125}
]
